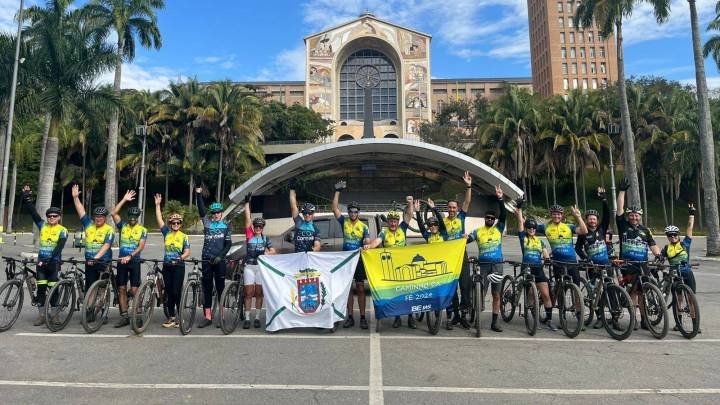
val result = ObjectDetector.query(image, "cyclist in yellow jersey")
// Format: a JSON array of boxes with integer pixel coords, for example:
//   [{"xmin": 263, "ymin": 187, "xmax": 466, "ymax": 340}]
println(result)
[
  {"xmin": 21, "ymin": 185, "xmax": 68, "ymax": 326},
  {"xmin": 332, "ymin": 180, "xmax": 371, "ymax": 329},
  {"xmin": 111, "ymin": 190, "xmax": 148, "ymax": 328},
  {"xmin": 154, "ymin": 194, "xmax": 191, "ymax": 328},
  {"xmin": 365, "ymin": 196, "xmax": 414, "ymax": 328},
  {"xmin": 71, "ymin": 184, "xmax": 114, "ymax": 293}
]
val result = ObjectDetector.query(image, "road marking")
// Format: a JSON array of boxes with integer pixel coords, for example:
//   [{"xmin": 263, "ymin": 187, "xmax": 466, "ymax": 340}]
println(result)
[
  {"xmin": 14, "ymin": 332, "xmax": 720, "ymax": 343},
  {"xmin": 695, "ymin": 272, "xmax": 720, "ymax": 277},
  {"xmin": 369, "ymin": 317, "xmax": 384, "ymax": 405},
  {"xmin": 0, "ymin": 380, "xmax": 718, "ymax": 396}
]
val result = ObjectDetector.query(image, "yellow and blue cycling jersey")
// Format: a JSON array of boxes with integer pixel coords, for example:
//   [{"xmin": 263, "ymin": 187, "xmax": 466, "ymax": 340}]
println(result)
[
  {"xmin": 37, "ymin": 221, "xmax": 68, "ymax": 261},
  {"xmin": 467, "ymin": 223, "xmax": 505, "ymax": 263},
  {"xmin": 663, "ymin": 236, "xmax": 692, "ymax": 273},
  {"xmin": 378, "ymin": 222, "xmax": 409, "ymax": 248},
  {"xmin": 518, "ymin": 230, "xmax": 544, "ymax": 266},
  {"xmin": 338, "ymin": 215, "xmax": 370, "ymax": 251},
  {"xmin": 443, "ymin": 211, "xmax": 466, "ymax": 241},
  {"xmin": 81, "ymin": 215, "xmax": 114, "ymax": 261},
  {"xmin": 161, "ymin": 225, "xmax": 190, "ymax": 262},
  {"xmin": 537, "ymin": 222, "xmax": 577, "ymax": 262},
  {"xmin": 117, "ymin": 220, "xmax": 147, "ymax": 260}
]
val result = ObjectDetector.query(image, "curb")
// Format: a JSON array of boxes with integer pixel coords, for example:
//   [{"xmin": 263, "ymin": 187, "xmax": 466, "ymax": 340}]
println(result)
[{"xmin": 694, "ymin": 256, "xmax": 720, "ymax": 263}]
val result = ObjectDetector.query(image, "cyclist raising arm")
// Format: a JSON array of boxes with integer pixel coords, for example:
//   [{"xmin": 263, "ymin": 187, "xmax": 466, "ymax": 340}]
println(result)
[
  {"xmin": 242, "ymin": 193, "xmax": 276, "ymax": 329},
  {"xmin": 155, "ymin": 194, "xmax": 191, "ymax": 328},
  {"xmin": 72, "ymin": 184, "xmax": 113, "ymax": 294},
  {"xmin": 110, "ymin": 190, "xmax": 148, "ymax": 328},
  {"xmin": 661, "ymin": 204, "xmax": 696, "ymax": 293},
  {"xmin": 415, "ymin": 198, "xmax": 448, "ymax": 244},
  {"xmin": 195, "ymin": 187, "xmax": 232, "ymax": 328},
  {"xmin": 289, "ymin": 179, "xmax": 321, "ymax": 252},
  {"xmin": 21, "ymin": 185, "xmax": 68, "ymax": 326},
  {"xmin": 332, "ymin": 180, "xmax": 371, "ymax": 329},
  {"xmin": 514, "ymin": 199, "xmax": 556, "ymax": 331}
]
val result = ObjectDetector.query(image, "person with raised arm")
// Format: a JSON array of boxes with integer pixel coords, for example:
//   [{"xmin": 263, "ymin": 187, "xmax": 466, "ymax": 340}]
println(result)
[{"xmin": 242, "ymin": 193, "xmax": 276, "ymax": 329}]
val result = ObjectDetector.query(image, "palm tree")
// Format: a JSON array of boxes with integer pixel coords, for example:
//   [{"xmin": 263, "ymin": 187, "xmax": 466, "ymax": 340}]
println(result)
[
  {"xmin": 23, "ymin": 0, "xmax": 119, "ymax": 217},
  {"xmin": 698, "ymin": 1, "xmax": 720, "ymax": 255},
  {"xmin": 84, "ymin": 0, "xmax": 164, "ymax": 215},
  {"xmin": 576, "ymin": 0, "xmax": 670, "ymax": 208},
  {"xmin": 7, "ymin": 120, "xmax": 41, "ymax": 233}
]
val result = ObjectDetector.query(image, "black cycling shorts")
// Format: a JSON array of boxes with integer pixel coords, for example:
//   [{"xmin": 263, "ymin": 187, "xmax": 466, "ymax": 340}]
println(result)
[
  {"xmin": 116, "ymin": 261, "xmax": 141, "ymax": 288},
  {"xmin": 529, "ymin": 265, "xmax": 548, "ymax": 284},
  {"xmin": 353, "ymin": 259, "xmax": 366, "ymax": 282}
]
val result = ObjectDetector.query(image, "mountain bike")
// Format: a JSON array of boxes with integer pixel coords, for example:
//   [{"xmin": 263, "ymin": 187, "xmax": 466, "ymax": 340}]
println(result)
[
  {"xmin": 467, "ymin": 258, "xmax": 487, "ymax": 338},
  {"xmin": 0, "ymin": 257, "xmax": 38, "ymax": 332},
  {"xmin": 500, "ymin": 261, "xmax": 539, "ymax": 336},
  {"xmin": 45, "ymin": 258, "xmax": 85, "ymax": 332},
  {"xmin": 619, "ymin": 260, "xmax": 668, "ymax": 339},
  {"xmin": 580, "ymin": 261, "xmax": 635, "ymax": 340},
  {"xmin": 82, "ymin": 260, "xmax": 121, "ymax": 334},
  {"xmin": 545, "ymin": 261, "xmax": 584, "ymax": 338},
  {"xmin": 178, "ymin": 258, "xmax": 217, "ymax": 335},
  {"xmin": 219, "ymin": 260, "xmax": 245, "ymax": 335},
  {"xmin": 652, "ymin": 262, "xmax": 700, "ymax": 339},
  {"xmin": 130, "ymin": 259, "xmax": 167, "ymax": 334}
]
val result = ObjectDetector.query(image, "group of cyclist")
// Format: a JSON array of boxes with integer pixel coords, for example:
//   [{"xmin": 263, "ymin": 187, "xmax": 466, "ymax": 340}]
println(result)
[{"xmin": 15, "ymin": 172, "xmax": 698, "ymax": 335}]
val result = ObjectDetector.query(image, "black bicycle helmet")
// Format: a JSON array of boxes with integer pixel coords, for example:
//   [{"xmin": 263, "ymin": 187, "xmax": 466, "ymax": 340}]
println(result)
[
  {"xmin": 93, "ymin": 206, "xmax": 109, "ymax": 216},
  {"xmin": 426, "ymin": 216, "xmax": 439, "ymax": 226},
  {"xmin": 252, "ymin": 217, "xmax": 266, "ymax": 227},
  {"xmin": 45, "ymin": 207, "xmax": 61, "ymax": 216},
  {"xmin": 301, "ymin": 202, "xmax": 316, "ymax": 214},
  {"xmin": 585, "ymin": 209, "xmax": 599, "ymax": 218},
  {"xmin": 549, "ymin": 205, "xmax": 564, "ymax": 213},
  {"xmin": 127, "ymin": 207, "xmax": 141, "ymax": 217},
  {"xmin": 347, "ymin": 201, "xmax": 360, "ymax": 211},
  {"xmin": 524, "ymin": 218, "xmax": 537, "ymax": 229}
]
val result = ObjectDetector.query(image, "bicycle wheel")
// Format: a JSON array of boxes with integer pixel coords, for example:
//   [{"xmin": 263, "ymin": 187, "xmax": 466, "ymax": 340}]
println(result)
[
  {"xmin": 219, "ymin": 281, "xmax": 243, "ymax": 335},
  {"xmin": 672, "ymin": 284, "xmax": 700, "ymax": 339},
  {"xmin": 522, "ymin": 282, "xmax": 539, "ymax": 336},
  {"xmin": 559, "ymin": 283, "xmax": 583, "ymax": 338},
  {"xmin": 474, "ymin": 281, "xmax": 482, "ymax": 337},
  {"xmin": 0, "ymin": 280, "xmax": 23, "ymax": 332},
  {"xmin": 426, "ymin": 310, "xmax": 441, "ymax": 335},
  {"xmin": 600, "ymin": 284, "xmax": 634, "ymax": 341},
  {"xmin": 131, "ymin": 281, "xmax": 156, "ymax": 335},
  {"xmin": 82, "ymin": 279, "xmax": 112, "ymax": 334},
  {"xmin": 45, "ymin": 280, "xmax": 76, "ymax": 332},
  {"xmin": 641, "ymin": 282, "xmax": 668, "ymax": 339},
  {"xmin": 178, "ymin": 280, "xmax": 199, "ymax": 335},
  {"xmin": 500, "ymin": 275, "xmax": 516, "ymax": 322},
  {"xmin": 579, "ymin": 277, "xmax": 594, "ymax": 327}
]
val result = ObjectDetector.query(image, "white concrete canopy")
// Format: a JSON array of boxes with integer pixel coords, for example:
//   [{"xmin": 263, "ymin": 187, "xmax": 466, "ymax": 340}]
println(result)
[{"xmin": 225, "ymin": 139, "xmax": 522, "ymax": 215}]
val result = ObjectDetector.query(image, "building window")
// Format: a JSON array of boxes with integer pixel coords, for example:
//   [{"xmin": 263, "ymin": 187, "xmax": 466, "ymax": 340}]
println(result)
[
  {"xmin": 557, "ymin": 2, "xmax": 563, "ymax": 12},
  {"xmin": 588, "ymin": 32, "xmax": 594, "ymax": 43},
  {"xmin": 581, "ymin": 63, "xmax": 587, "ymax": 74},
  {"xmin": 290, "ymin": 90, "xmax": 304, "ymax": 97},
  {"xmin": 559, "ymin": 17, "xmax": 564, "ymax": 28},
  {"xmin": 437, "ymin": 99, "xmax": 444, "ymax": 113},
  {"xmin": 562, "ymin": 63, "xmax": 568, "ymax": 74},
  {"xmin": 590, "ymin": 62, "xmax": 596, "ymax": 73},
  {"xmin": 569, "ymin": 32, "xmax": 575, "ymax": 43},
  {"xmin": 567, "ymin": 1, "xmax": 573, "ymax": 13},
  {"xmin": 433, "ymin": 88, "xmax": 447, "ymax": 95},
  {"xmin": 563, "ymin": 79, "xmax": 569, "ymax": 90},
  {"xmin": 599, "ymin": 46, "xmax": 606, "ymax": 58},
  {"xmin": 600, "ymin": 62, "xmax": 606, "ymax": 73},
  {"xmin": 582, "ymin": 79, "xmax": 588, "ymax": 90},
  {"xmin": 561, "ymin": 47, "xmax": 567, "ymax": 58},
  {"xmin": 573, "ymin": 78, "xmax": 578, "ymax": 89},
  {"xmin": 471, "ymin": 88, "xmax": 485, "ymax": 97},
  {"xmin": 272, "ymin": 91, "xmax": 285, "ymax": 103},
  {"xmin": 560, "ymin": 32, "xmax": 565, "ymax": 43},
  {"xmin": 570, "ymin": 47, "xmax": 576, "ymax": 58},
  {"xmin": 568, "ymin": 17, "xmax": 574, "ymax": 28},
  {"xmin": 571, "ymin": 63, "xmax": 577, "ymax": 74},
  {"xmin": 339, "ymin": 49, "xmax": 397, "ymax": 121},
  {"xmin": 589, "ymin": 47, "xmax": 595, "ymax": 58},
  {"xmin": 592, "ymin": 78, "xmax": 598, "ymax": 89},
  {"xmin": 580, "ymin": 47, "xmax": 586, "ymax": 59},
  {"xmin": 601, "ymin": 78, "xmax": 608, "ymax": 87}
]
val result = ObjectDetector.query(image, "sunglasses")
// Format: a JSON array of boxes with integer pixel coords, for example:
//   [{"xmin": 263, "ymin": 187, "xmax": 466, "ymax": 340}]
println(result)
[
  {"xmin": 429, "ymin": 223, "xmax": 439, "ymax": 227},
  {"xmin": 348, "ymin": 210, "xmax": 359, "ymax": 214},
  {"xmin": 47, "ymin": 214, "xmax": 60, "ymax": 218},
  {"xmin": 254, "ymin": 224, "xmax": 264, "ymax": 228},
  {"xmin": 169, "ymin": 221, "xmax": 182, "ymax": 225},
  {"xmin": 485, "ymin": 216, "xmax": 496, "ymax": 221},
  {"xmin": 527, "ymin": 227, "xmax": 537, "ymax": 230},
  {"xmin": 667, "ymin": 233, "xmax": 679, "ymax": 238},
  {"xmin": 302, "ymin": 211, "xmax": 314, "ymax": 216}
]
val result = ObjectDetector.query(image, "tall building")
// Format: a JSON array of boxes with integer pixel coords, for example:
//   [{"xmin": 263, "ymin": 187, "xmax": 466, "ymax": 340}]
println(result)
[
  {"xmin": 238, "ymin": 12, "xmax": 531, "ymax": 141},
  {"xmin": 527, "ymin": 0, "xmax": 618, "ymax": 97}
]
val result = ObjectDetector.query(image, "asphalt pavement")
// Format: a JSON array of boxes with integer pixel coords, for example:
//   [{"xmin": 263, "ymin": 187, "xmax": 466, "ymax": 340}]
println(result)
[{"xmin": 0, "ymin": 233, "xmax": 719, "ymax": 404}]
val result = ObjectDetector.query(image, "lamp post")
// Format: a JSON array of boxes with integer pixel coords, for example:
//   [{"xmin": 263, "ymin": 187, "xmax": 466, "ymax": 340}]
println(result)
[
  {"xmin": 136, "ymin": 124, "xmax": 147, "ymax": 224},
  {"xmin": 607, "ymin": 122, "xmax": 620, "ymax": 218},
  {"xmin": 1, "ymin": 0, "xmax": 24, "ymax": 233}
]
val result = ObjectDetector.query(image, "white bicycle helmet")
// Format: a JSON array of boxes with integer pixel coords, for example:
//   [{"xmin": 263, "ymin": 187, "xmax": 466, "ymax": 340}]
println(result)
[{"xmin": 664, "ymin": 225, "xmax": 680, "ymax": 235}]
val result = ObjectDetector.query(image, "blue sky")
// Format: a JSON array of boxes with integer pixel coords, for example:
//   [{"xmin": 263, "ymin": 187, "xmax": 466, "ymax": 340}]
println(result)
[{"xmin": 1, "ymin": 0, "xmax": 719, "ymax": 90}]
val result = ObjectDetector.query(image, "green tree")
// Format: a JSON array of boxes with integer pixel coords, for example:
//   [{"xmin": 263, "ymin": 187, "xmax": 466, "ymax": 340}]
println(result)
[
  {"xmin": 84, "ymin": 0, "xmax": 164, "ymax": 215},
  {"xmin": 576, "ymin": 0, "xmax": 670, "ymax": 208},
  {"xmin": 260, "ymin": 101, "xmax": 333, "ymax": 143}
]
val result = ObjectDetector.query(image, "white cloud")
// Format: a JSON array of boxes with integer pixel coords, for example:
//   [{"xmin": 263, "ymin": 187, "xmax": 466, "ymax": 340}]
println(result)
[
  {"xmin": 624, "ymin": 0, "xmax": 716, "ymax": 45},
  {"xmin": 681, "ymin": 75, "xmax": 720, "ymax": 90},
  {"xmin": 0, "ymin": 0, "xmax": 40, "ymax": 34},
  {"xmin": 97, "ymin": 63, "xmax": 185, "ymax": 91},
  {"xmin": 248, "ymin": 45, "xmax": 305, "ymax": 81},
  {"xmin": 193, "ymin": 54, "xmax": 237, "ymax": 69}
]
